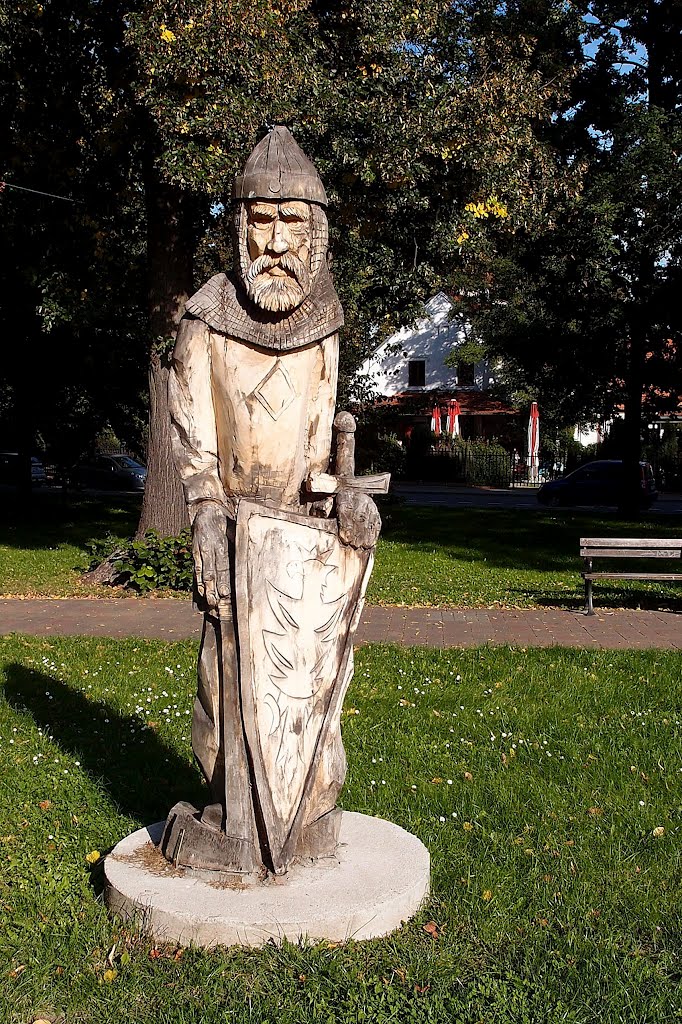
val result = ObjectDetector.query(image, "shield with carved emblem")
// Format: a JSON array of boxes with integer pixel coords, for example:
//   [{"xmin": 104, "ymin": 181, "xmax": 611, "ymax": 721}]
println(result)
[{"xmin": 234, "ymin": 500, "xmax": 373, "ymax": 873}]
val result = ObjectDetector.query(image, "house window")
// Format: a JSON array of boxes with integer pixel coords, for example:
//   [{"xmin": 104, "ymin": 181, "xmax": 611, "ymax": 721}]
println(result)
[
  {"xmin": 408, "ymin": 359, "xmax": 426, "ymax": 387},
  {"xmin": 457, "ymin": 361, "xmax": 475, "ymax": 386}
]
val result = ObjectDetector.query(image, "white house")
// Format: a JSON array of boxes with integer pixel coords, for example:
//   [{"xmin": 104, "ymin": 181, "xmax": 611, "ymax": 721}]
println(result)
[
  {"xmin": 358, "ymin": 292, "xmax": 518, "ymax": 442},
  {"xmin": 359, "ymin": 292, "xmax": 495, "ymax": 395}
]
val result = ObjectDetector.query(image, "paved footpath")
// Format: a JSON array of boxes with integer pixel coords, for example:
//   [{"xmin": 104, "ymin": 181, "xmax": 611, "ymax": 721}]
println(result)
[{"xmin": 0, "ymin": 598, "xmax": 680, "ymax": 650}]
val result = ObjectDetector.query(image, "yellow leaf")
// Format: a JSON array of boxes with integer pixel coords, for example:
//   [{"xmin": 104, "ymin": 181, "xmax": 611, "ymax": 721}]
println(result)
[
  {"xmin": 103, "ymin": 968, "xmax": 118, "ymax": 983},
  {"xmin": 85, "ymin": 850, "xmax": 100, "ymax": 864},
  {"xmin": 482, "ymin": 889, "xmax": 493, "ymax": 901}
]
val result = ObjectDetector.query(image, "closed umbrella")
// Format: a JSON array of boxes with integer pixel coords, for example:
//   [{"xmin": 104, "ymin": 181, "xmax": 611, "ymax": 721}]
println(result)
[
  {"xmin": 431, "ymin": 404, "xmax": 442, "ymax": 436},
  {"xmin": 446, "ymin": 399, "xmax": 461, "ymax": 438},
  {"xmin": 527, "ymin": 401, "xmax": 540, "ymax": 483}
]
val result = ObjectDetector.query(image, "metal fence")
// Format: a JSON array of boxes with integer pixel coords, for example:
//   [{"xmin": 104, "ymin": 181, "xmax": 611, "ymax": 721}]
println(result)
[{"xmin": 404, "ymin": 450, "xmax": 566, "ymax": 488}]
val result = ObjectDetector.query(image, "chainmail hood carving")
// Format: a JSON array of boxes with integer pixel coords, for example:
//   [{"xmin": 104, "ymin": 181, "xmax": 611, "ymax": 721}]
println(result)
[{"xmin": 185, "ymin": 127, "xmax": 343, "ymax": 351}]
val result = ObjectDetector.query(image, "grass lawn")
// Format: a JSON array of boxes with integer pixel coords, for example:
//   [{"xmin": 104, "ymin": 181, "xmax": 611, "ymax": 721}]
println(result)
[
  {"xmin": 368, "ymin": 503, "xmax": 682, "ymax": 609},
  {"xmin": 0, "ymin": 492, "xmax": 140, "ymax": 597},
  {"xmin": 1, "ymin": 635, "xmax": 680, "ymax": 1023},
  {"xmin": 1, "ymin": 491, "xmax": 681, "ymax": 609}
]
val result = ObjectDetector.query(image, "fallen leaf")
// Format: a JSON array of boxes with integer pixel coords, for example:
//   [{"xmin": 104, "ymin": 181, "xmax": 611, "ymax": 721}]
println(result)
[
  {"xmin": 38, "ymin": 800, "xmax": 51, "ymax": 811},
  {"xmin": 85, "ymin": 850, "xmax": 100, "ymax": 864},
  {"xmin": 482, "ymin": 890, "xmax": 493, "ymax": 901},
  {"xmin": 430, "ymin": 777, "xmax": 443, "ymax": 785},
  {"xmin": 463, "ymin": 771, "xmax": 473, "ymax": 781},
  {"xmin": 414, "ymin": 984, "xmax": 431, "ymax": 994},
  {"xmin": 149, "ymin": 948, "xmax": 162, "ymax": 959},
  {"xmin": 103, "ymin": 968, "xmax": 117, "ymax": 983},
  {"xmin": 422, "ymin": 921, "xmax": 442, "ymax": 939},
  {"xmin": 588, "ymin": 807, "xmax": 603, "ymax": 817}
]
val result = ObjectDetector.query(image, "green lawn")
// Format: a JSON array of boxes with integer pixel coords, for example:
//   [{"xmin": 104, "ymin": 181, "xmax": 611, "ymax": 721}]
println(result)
[
  {"xmin": 370, "ymin": 504, "xmax": 682, "ymax": 609},
  {"xmin": 1, "ymin": 492, "xmax": 681, "ymax": 609},
  {"xmin": 0, "ymin": 492, "xmax": 140, "ymax": 596},
  {"xmin": 1, "ymin": 636, "xmax": 680, "ymax": 1023}
]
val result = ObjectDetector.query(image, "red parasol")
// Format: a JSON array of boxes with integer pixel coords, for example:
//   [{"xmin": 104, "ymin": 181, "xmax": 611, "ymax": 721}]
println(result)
[{"xmin": 446, "ymin": 399, "xmax": 461, "ymax": 437}]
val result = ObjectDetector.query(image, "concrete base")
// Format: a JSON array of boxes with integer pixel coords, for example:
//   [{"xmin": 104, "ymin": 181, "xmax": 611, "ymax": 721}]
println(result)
[{"xmin": 104, "ymin": 812, "xmax": 430, "ymax": 948}]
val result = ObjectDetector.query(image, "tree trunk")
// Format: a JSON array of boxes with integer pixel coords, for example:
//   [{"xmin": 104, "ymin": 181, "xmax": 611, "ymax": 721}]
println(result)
[
  {"xmin": 136, "ymin": 169, "xmax": 194, "ymax": 538},
  {"xmin": 620, "ymin": 328, "xmax": 645, "ymax": 516}
]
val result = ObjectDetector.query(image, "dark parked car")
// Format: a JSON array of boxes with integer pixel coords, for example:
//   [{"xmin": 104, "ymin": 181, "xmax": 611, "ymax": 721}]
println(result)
[
  {"xmin": 74, "ymin": 454, "xmax": 147, "ymax": 491},
  {"xmin": 0, "ymin": 452, "xmax": 47, "ymax": 486},
  {"xmin": 537, "ymin": 460, "xmax": 657, "ymax": 510}
]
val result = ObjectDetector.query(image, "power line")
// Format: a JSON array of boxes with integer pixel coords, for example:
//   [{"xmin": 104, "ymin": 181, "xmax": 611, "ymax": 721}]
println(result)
[{"xmin": 0, "ymin": 180, "xmax": 82, "ymax": 203}]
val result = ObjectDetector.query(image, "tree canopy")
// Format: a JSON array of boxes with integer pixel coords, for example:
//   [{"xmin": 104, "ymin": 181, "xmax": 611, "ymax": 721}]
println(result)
[
  {"xmin": 460, "ymin": 1, "xmax": 682, "ymax": 479},
  {"xmin": 2, "ymin": 0, "xmax": 584, "ymax": 526}
]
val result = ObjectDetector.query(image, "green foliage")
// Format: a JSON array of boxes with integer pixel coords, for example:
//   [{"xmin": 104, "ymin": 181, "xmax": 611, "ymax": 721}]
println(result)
[
  {"xmin": 461, "ymin": 3, "xmax": 682, "ymax": 440},
  {"xmin": 360, "ymin": 433, "xmax": 407, "ymax": 478},
  {"xmin": 407, "ymin": 436, "xmax": 512, "ymax": 487},
  {"xmin": 113, "ymin": 529, "xmax": 193, "ymax": 593},
  {"xmin": 1, "ymin": 635, "xmax": 681, "ymax": 1022}
]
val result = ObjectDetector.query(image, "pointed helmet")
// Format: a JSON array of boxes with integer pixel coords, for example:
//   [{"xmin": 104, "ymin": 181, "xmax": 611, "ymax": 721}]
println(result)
[{"xmin": 233, "ymin": 126, "xmax": 328, "ymax": 206}]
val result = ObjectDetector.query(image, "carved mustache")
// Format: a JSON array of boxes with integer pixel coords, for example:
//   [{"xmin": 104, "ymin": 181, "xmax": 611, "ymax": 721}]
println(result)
[{"xmin": 246, "ymin": 252, "xmax": 310, "ymax": 292}]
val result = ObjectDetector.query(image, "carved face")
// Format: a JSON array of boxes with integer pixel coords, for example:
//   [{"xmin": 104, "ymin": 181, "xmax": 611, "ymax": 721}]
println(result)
[{"xmin": 244, "ymin": 200, "xmax": 312, "ymax": 313}]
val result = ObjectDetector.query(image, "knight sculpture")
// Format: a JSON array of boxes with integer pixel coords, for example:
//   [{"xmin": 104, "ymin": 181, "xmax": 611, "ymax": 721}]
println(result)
[{"xmin": 160, "ymin": 127, "xmax": 389, "ymax": 877}]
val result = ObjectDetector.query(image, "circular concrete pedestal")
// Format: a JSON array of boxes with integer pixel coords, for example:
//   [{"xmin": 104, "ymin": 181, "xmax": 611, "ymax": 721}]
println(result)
[{"xmin": 104, "ymin": 812, "xmax": 429, "ymax": 947}]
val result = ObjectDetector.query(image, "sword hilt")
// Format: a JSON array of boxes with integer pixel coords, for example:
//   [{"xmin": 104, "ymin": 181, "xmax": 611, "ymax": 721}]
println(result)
[{"xmin": 306, "ymin": 410, "xmax": 391, "ymax": 497}]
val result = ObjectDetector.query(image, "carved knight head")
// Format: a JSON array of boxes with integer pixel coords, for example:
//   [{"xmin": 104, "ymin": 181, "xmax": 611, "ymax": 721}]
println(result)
[{"xmin": 233, "ymin": 127, "xmax": 329, "ymax": 314}]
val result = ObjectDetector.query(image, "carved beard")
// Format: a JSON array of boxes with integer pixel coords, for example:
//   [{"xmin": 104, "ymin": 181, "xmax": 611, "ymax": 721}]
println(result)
[{"xmin": 244, "ymin": 253, "xmax": 311, "ymax": 313}]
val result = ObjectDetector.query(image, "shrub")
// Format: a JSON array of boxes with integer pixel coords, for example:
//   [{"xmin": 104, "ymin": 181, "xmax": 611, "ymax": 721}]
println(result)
[
  {"xmin": 115, "ymin": 529, "xmax": 193, "ymax": 592},
  {"xmin": 85, "ymin": 529, "xmax": 193, "ymax": 592}
]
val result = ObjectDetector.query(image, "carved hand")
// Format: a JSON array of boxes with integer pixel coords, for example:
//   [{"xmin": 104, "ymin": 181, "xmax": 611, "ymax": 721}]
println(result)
[
  {"xmin": 336, "ymin": 488, "xmax": 381, "ymax": 550},
  {"xmin": 192, "ymin": 502, "xmax": 232, "ymax": 609}
]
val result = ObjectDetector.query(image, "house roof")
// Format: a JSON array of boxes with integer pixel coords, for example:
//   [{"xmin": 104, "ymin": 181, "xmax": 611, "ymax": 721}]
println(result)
[{"xmin": 375, "ymin": 390, "xmax": 518, "ymax": 416}]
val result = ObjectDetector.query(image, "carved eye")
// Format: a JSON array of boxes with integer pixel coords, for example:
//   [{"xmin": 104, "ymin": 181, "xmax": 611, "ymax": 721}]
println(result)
[{"xmin": 251, "ymin": 213, "xmax": 275, "ymax": 226}]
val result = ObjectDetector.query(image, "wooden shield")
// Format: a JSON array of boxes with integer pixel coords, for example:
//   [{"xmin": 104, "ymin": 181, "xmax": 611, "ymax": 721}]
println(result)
[{"xmin": 234, "ymin": 500, "xmax": 371, "ymax": 873}]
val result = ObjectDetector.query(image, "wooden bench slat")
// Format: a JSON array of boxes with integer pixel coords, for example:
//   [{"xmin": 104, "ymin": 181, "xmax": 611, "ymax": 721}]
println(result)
[
  {"xmin": 580, "ymin": 537, "xmax": 682, "ymax": 549},
  {"xmin": 580, "ymin": 547, "xmax": 681, "ymax": 559},
  {"xmin": 583, "ymin": 572, "xmax": 682, "ymax": 581}
]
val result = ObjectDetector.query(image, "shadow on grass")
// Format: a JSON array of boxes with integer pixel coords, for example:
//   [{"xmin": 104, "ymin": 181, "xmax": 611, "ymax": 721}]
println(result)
[
  {"xmin": 3, "ymin": 663, "xmax": 205, "ymax": 824},
  {"xmin": 0, "ymin": 490, "xmax": 141, "ymax": 554},
  {"xmin": 383, "ymin": 504, "xmax": 682, "ymax": 575},
  {"xmin": 526, "ymin": 589, "xmax": 682, "ymax": 613}
]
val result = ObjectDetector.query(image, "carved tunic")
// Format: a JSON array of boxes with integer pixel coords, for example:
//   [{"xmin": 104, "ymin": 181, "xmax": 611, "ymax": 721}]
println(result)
[{"xmin": 168, "ymin": 315, "xmax": 339, "ymax": 511}]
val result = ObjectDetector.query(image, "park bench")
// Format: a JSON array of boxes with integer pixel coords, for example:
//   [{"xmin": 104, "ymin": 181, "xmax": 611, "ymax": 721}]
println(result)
[{"xmin": 580, "ymin": 537, "xmax": 682, "ymax": 615}]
